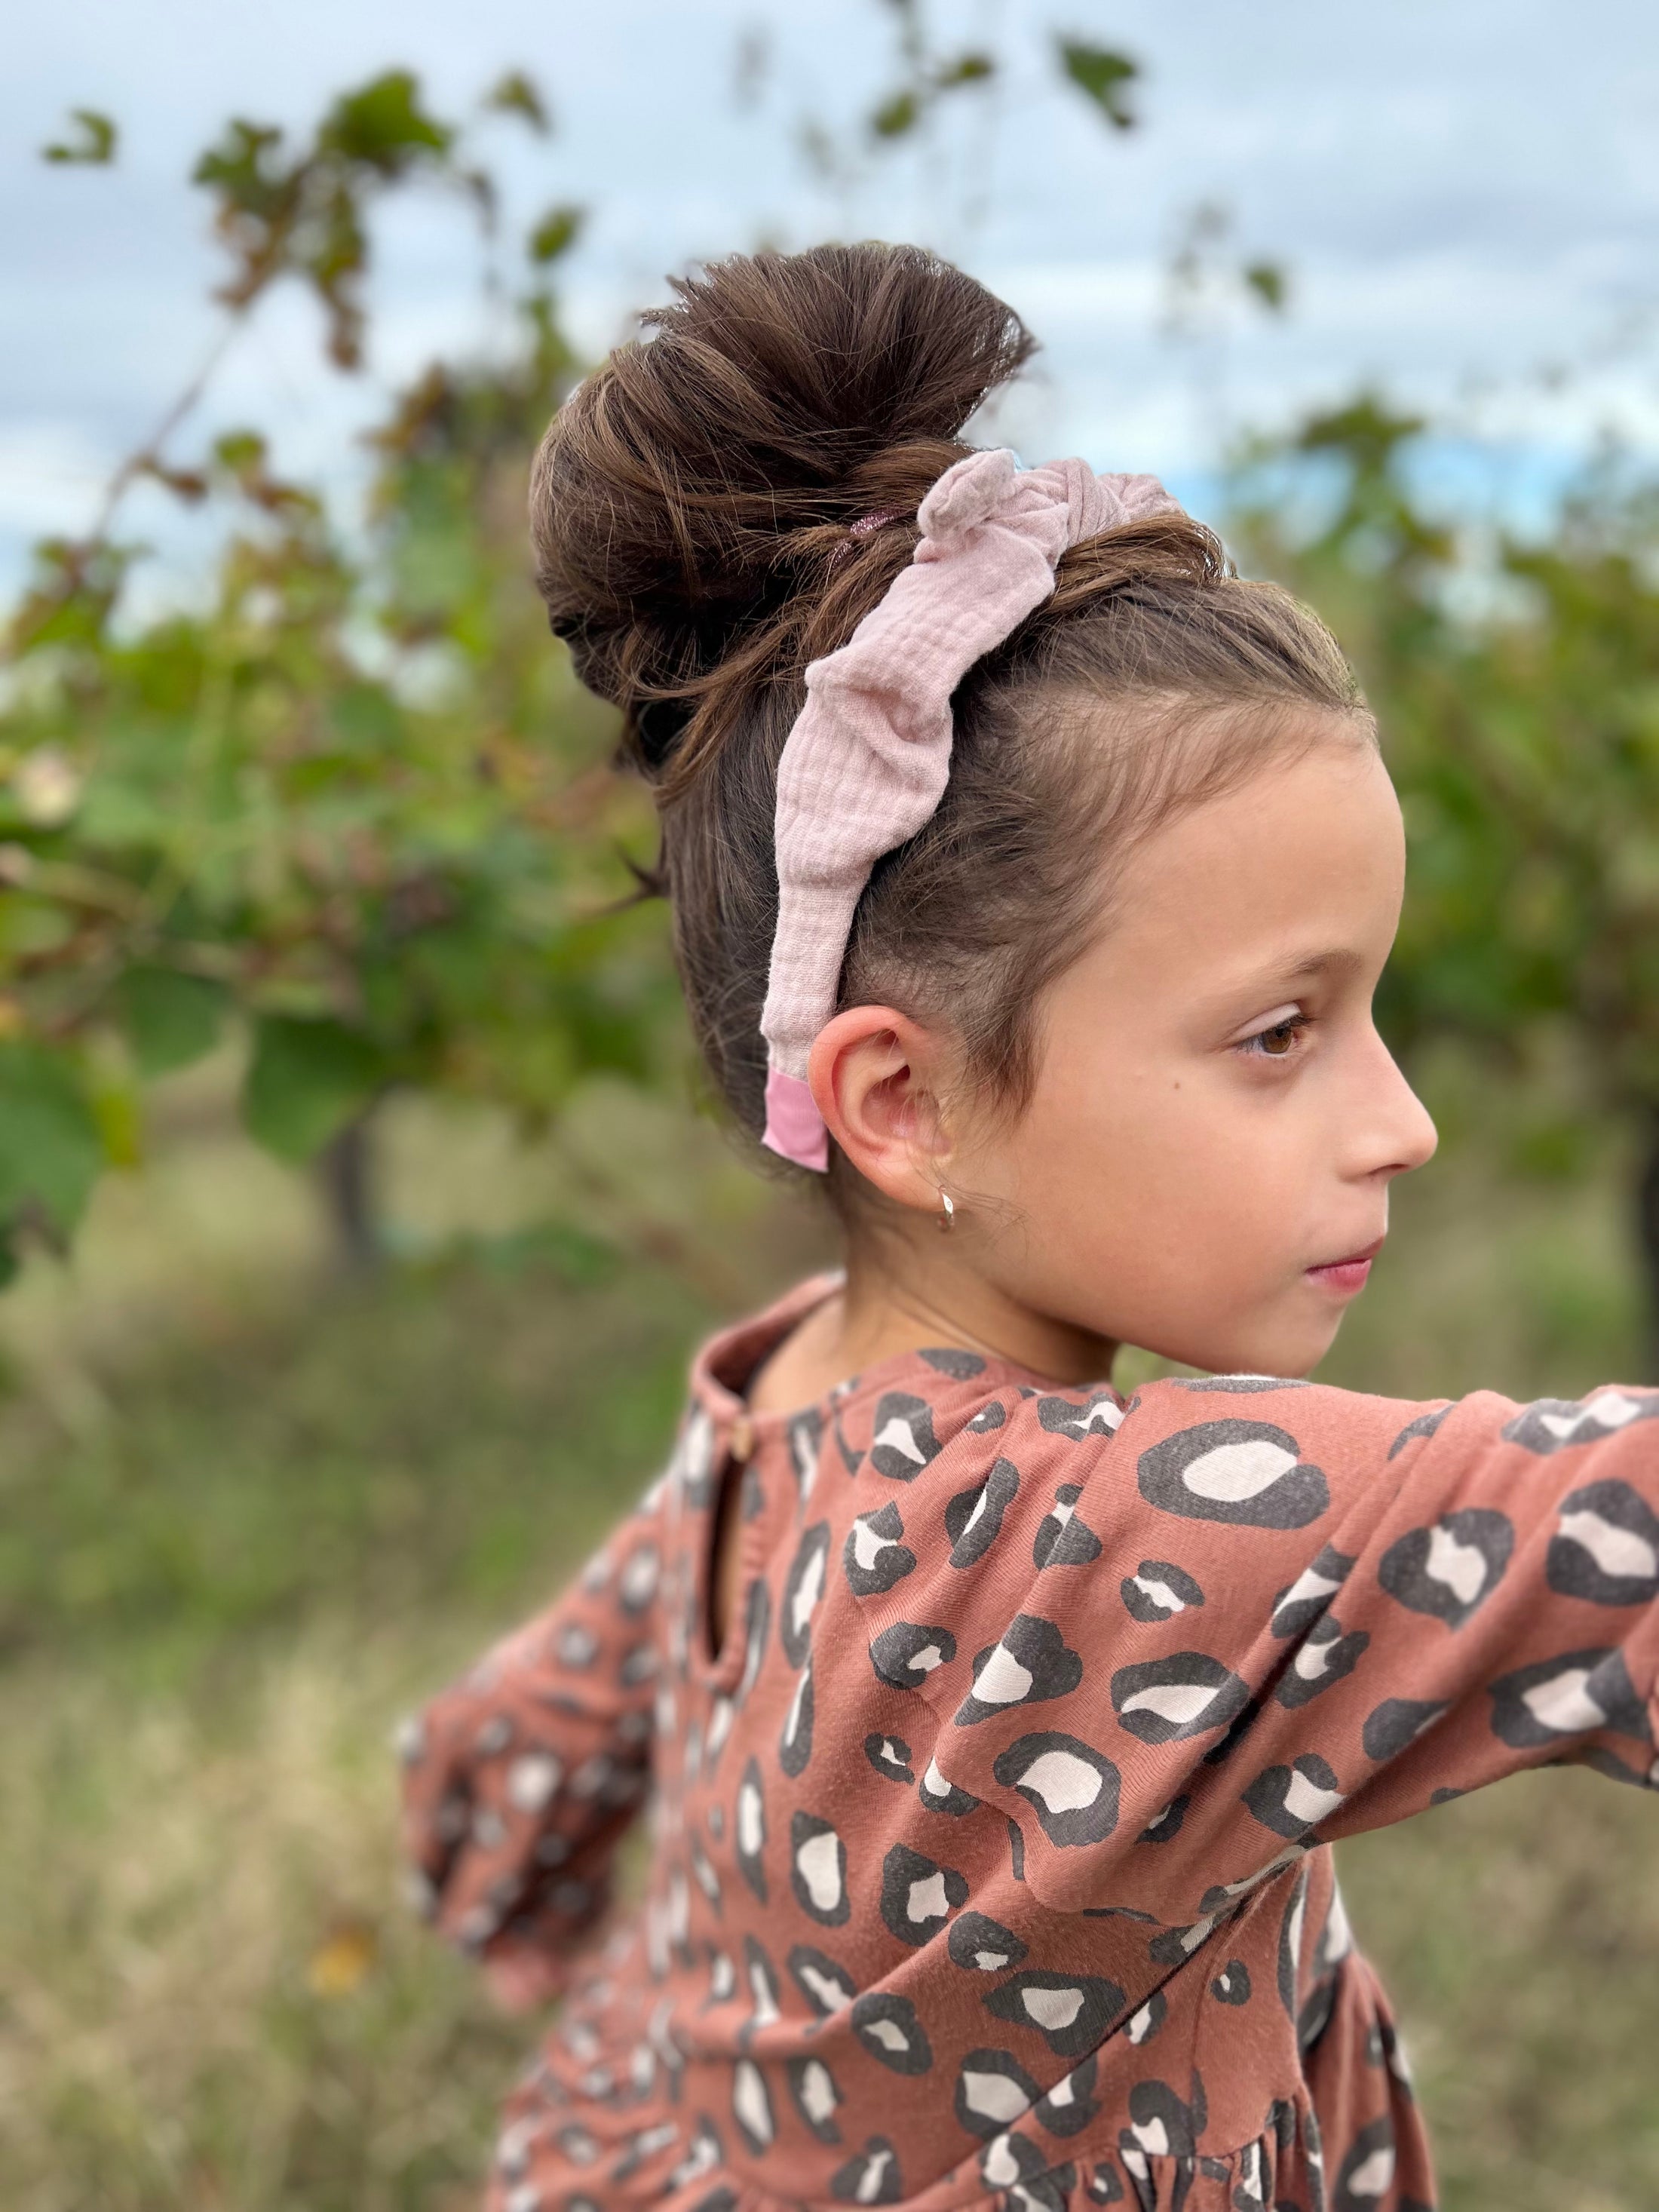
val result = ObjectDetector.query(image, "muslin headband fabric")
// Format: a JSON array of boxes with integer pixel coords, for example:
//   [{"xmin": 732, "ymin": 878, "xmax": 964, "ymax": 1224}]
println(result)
[{"xmin": 759, "ymin": 446, "xmax": 1182, "ymax": 1170}]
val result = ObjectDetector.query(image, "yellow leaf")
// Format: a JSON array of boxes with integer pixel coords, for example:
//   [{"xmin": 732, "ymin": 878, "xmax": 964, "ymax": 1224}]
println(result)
[{"xmin": 306, "ymin": 1920, "xmax": 376, "ymax": 1996}]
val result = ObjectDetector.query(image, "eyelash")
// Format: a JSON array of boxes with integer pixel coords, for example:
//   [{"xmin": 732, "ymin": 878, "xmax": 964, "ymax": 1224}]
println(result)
[{"xmin": 1236, "ymin": 1012, "xmax": 1314, "ymax": 1061}]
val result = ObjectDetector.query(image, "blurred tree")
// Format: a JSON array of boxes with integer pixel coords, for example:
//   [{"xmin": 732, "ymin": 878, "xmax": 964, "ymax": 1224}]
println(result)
[{"xmin": 1236, "ymin": 405, "xmax": 1659, "ymax": 1363}]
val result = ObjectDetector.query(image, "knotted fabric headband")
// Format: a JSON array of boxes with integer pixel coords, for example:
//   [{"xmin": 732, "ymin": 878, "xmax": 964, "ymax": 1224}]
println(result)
[{"xmin": 760, "ymin": 446, "xmax": 1182, "ymax": 1169}]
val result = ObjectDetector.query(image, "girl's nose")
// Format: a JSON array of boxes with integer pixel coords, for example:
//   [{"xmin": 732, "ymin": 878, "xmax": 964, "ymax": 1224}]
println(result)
[{"xmin": 1352, "ymin": 1031, "xmax": 1438, "ymax": 1182}]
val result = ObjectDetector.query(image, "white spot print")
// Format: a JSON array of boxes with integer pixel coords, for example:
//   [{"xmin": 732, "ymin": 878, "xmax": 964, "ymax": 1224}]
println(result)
[
  {"xmin": 796, "ymin": 1961, "xmax": 850, "ymax": 2013},
  {"xmin": 974, "ymin": 1949, "xmax": 1010, "ymax": 1971},
  {"xmin": 799, "ymin": 2060, "xmax": 837, "ymax": 2124},
  {"xmin": 983, "ymin": 2137, "xmax": 1022, "ymax": 2188},
  {"xmin": 506, "ymin": 1753, "xmax": 561, "ymax": 1812},
  {"xmin": 1120, "ymin": 1681, "xmax": 1220, "ymax": 1726},
  {"xmin": 708, "ymin": 1697, "xmax": 735, "ymax": 1760},
  {"xmin": 872, "ymin": 1416, "xmax": 928, "ymax": 1465},
  {"xmin": 1542, "ymin": 1391, "xmax": 1643, "ymax": 1437},
  {"xmin": 922, "ymin": 1756, "xmax": 952, "ymax": 1796},
  {"xmin": 1122, "ymin": 2147, "xmax": 1150, "ymax": 2183},
  {"xmin": 738, "ymin": 1778, "xmax": 764, "ymax": 1856},
  {"xmin": 1344, "ymin": 2145, "xmax": 1396, "ymax": 2198},
  {"xmin": 1178, "ymin": 1913, "xmax": 1217, "ymax": 1955},
  {"xmin": 621, "ymin": 1548, "xmax": 660, "ymax": 1608},
  {"xmin": 790, "ymin": 1545, "xmax": 827, "ymax": 1637},
  {"xmin": 1130, "ymin": 1575, "xmax": 1185, "ymax": 1614},
  {"xmin": 864, "ymin": 2017, "xmax": 910, "ymax": 2053},
  {"xmin": 1521, "ymin": 1667, "xmax": 1605, "ymax": 1734},
  {"xmin": 734, "ymin": 2060, "xmax": 773, "ymax": 2146},
  {"xmin": 907, "ymin": 1872, "xmax": 949, "ymax": 1923},
  {"xmin": 1130, "ymin": 2118, "xmax": 1170, "ymax": 2156},
  {"xmin": 796, "ymin": 1830, "xmax": 845, "ymax": 1913},
  {"xmin": 1277, "ymin": 1563, "xmax": 1340, "ymax": 1612},
  {"xmin": 710, "ymin": 1952, "xmax": 736, "ymax": 2001},
  {"xmin": 749, "ymin": 1956, "xmax": 780, "ymax": 2029},
  {"xmin": 962, "ymin": 2069, "xmax": 1033, "ymax": 2124},
  {"xmin": 854, "ymin": 2149, "xmax": 894, "ymax": 2203},
  {"xmin": 1127, "ymin": 2003, "xmax": 1158, "ymax": 2043},
  {"xmin": 958, "ymin": 1489, "xmax": 991, "ymax": 1540},
  {"xmin": 1017, "ymin": 1749, "xmax": 1104, "ymax": 1811},
  {"xmin": 851, "ymin": 1521, "xmax": 897, "ymax": 1572},
  {"xmin": 1021, "ymin": 1986, "xmax": 1084, "ymax": 2031},
  {"xmin": 1046, "ymin": 2072, "xmax": 1078, "ymax": 2109},
  {"xmin": 1557, "ymin": 1509, "xmax": 1657, "ymax": 1582},
  {"xmin": 1179, "ymin": 1438, "xmax": 1298, "ymax": 1502},
  {"xmin": 1293, "ymin": 1640, "xmax": 1334, "ymax": 1681},
  {"xmin": 973, "ymin": 1643, "xmax": 1036, "ymax": 1705},
  {"xmin": 1282, "ymin": 1769, "xmax": 1345, "ymax": 1826},
  {"xmin": 1424, "ymin": 1524, "xmax": 1488, "ymax": 1606},
  {"xmin": 910, "ymin": 1643, "xmax": 946, "ymax": 1674}
]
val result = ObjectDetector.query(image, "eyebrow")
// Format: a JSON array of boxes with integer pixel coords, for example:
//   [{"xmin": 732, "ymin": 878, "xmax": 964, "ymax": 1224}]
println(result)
[{"xmin": 1197, "ymin": 946, "xmax": 1369, "ymax": 1017}]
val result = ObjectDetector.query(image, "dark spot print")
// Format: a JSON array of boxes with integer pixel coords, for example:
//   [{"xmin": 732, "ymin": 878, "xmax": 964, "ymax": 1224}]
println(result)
[
  {"xmin": 1035, "ymin": 1389, "xmax": 1124, "ymax": 1440},
  {"xmin": 984, "ymin": 1971, "xmax": 1126, "ymax": 2057},
  {"xmin": 869, "ymin": 1392, "xmax": 941, "ymax": 1480},
  {"xmin": 955, "ymin": 2048, "xmax": 1043, "ymax": 2137},
  {"xmin": 1035, "ymin": 2053, "xmax": 1100, "ymax": 2137},
  {"xmin": 1489, "ymin": 1646, "xmax": 1649, "ymax": 1747},
  {"xmin": 787, "ymin": 2054, "xmax": 844, "ymax": 2144},
  {"xmin": 1120, "ymin": 1559, "xmax": 1205, "ymax": 1623},
  {"xmin": 786, "ymin": 1410, "xmax": 825, "ymax": 1504},
  {"xmin": 833, "ymin": 1413, "xmax": 864, "ymax": 1476},
  {"xmin": 1136, "ymin": 1795, "xmax": 1189, "ymax": 1844},
  {"xmin": 993, "ymin": 1732, "xmax": 1121, "ymax": 1847},
  {"xmin": 948, "ymin": 1911, "xmax": 1028, "ymax": 1972},
  {"xmin": 1502, "ymin": 1388, "xmax": 1659, "ymax": 1456},
  {"xmin": 967, "ymin": 1401, "xmax": 1007, "ymax": 1433},
  {"xmin": 1169, "ymin": 1374, "xmax": 1308, "ymax": 1394},
  {"xmin": 1332, "ymin": 2114, "xmax": 1396, "ymax": 2210},
  {"xmin": 870, "ymin": 1621, "xmax": 957, "ymax": 1691},
  {"xmin": 843, "ymin": 1503, "xmax": 916, "ymax": 1597},
  {"xmin": 779, "ymin": 1655, "xmax": 814, "ymax": 1778},
  {"xmin": 851, "ymin": 1993, "xmax": 934, "ymax": 2074},
  {"xmin": 1138, "ymin": 1421, "xmax": 1329, "ymax": 1529},
  {"xmin": 946, "ymin": 1459, "xmax": 1021, "ymax": 1568},
  {"xmin": 1033, "ymin": 1482, "xmax": 1104, "ymax": 1568},
  {"xmin": 1378, "ymin": 1508, "xmax": 1513, "ymax": 1629},
  {"xmin": 956, "ymin": 1614, "xmax": 1084, "ymax": 1725},
  {"xmin": 1361, "ymin": 1697, "xmax": 1447, "ymax": 1763},
  {"xmin": 863, "ymin": 1732, "xmax": 914, "ymax": 1785},
  {"xmin": 1210, "ymin": 1961, "xmax": 1251, "ymax": 2006},
  {"xmin": 790, "ymin": 1812, "xmax": 849, "ymax": 1925},
  {"xmin": 1124, "ymin": 1990, "xmax": 1167, "ymax": 2045},
  {"xmin": 1085, "ymin": 2163, "xmax": 1126, "ymax": 2201},
  {"xmin": 1274, "ymin": 1615, "xmax": 1371, "ymax": 1707},
  {"xmin": 1008, "ymin": 1821, "xmax": 1026, "ymax": 1881},
  {"xmin": 692, "ymin": 2192, "xmax": 737, "ymax": 2212},
  {"xmin": 917, "ymin": 1754, "xmax": 981, "ymax": 1817},
  {"xmin": 735, "ymin": 1759, "xmax": 767, "ymax": 1900},
  {"xmin": 1111, "ymin": 1653, "xmax": 1251, "ymax": 1744},
  {"xmin": 1547, "ymin": 1480, "xmax": 1659, "ymax": 1606},
  {"xmin": 879, "ymin": 1843, "xmax": 967, "ymax": 1946},
  {"xmin": 788, "ymin": 1944, "xmax": 856, "ymax": 2017},
  {"xmin": 980, "ymin": 2134, "xmax": 1047, "ymax": 2192},
  {"xmin": 921, "ymin": 1346, "xmax": 986, "ymax": 1379},
  {"xmin": 830, "ymin": 2138, "xmax": 903, "ymax": 2204},
  {"xmin": 1269, "ymin": 1545, "xmax": 1354, "ymax": 1639},
  {"xmin": 1243, "ymin": 1753, "xmax": 1345, "ymax": 1839},
  {"xmin": 1387, "ymin": 1403, "xmax": 1452, "ymax": 1459},
  {"xmin": 781, "ymin": 1523, "xmax": 832, "ymax": 1664},
  {"xmin": 1121, "ymin": 2075, "xmax": 1204, "ymax": 2160}
]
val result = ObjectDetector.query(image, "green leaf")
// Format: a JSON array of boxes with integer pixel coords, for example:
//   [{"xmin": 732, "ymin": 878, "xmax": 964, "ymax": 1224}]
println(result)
[
  {"xmin": 1056, "ymin": 39, "xmax": 1138, "ymax": 129},
  {"xmin": 527, "ymin": 203, "xmax": 585, "ymax": 265},
  {"xmin": 0, "ymin": 1045, "xmax": 104, "ymax": 1237},
  {"xmin": 936, "ymin": 52, "xmax": 995, "ymax": 89},
  {"xmin": 117, "ymin": 968, "xmax": 228, "ymax": 1078},
  {"xmin": 1243, "ymin": 259, "xmax": 1289, "ymax": 313},
  {"xmin": 318, "ymin": 72, "xmax": 453, "ymax": 172},
  {"xmin": 41, "ymin": 109, "xmax": 118, "ymax": 165},
  {"xmin": 484, "ymin": 70, "xmax": 550, "ymax": 134},
  {"xmin": 870, "ymin": 90, "xmax": 921, "ymax": 139},
  {"xmin": 242, "ymin": 1017, "xmax": 385, "ymax": 1163}
]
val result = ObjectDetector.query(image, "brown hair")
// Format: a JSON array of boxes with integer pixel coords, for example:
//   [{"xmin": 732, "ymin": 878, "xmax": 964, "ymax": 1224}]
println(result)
[{"xmin": 530, "ymin": 243, "xmax": 1372, "ymax": 1192}]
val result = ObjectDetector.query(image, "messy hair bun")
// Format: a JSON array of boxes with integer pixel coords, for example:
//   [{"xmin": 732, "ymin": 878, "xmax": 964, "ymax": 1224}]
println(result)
[{"xmin": 529, "ymin": 244, "xmax": 1372, "ymax": 1189}]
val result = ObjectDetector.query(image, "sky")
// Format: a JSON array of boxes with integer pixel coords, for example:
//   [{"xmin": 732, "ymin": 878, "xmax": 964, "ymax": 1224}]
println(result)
[{"xmin": 5, "ymin": 0, "xmax": 1659, "ymax": 596}]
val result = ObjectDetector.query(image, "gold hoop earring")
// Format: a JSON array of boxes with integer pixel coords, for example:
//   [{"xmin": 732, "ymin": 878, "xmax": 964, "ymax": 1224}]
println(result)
[{"xmin": 937, "ymin": 1188, "xmax": 955, "ymax": 1232}]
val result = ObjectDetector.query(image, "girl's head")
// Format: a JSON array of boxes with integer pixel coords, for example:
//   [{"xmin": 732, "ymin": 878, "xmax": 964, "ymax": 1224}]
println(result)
[{"xmin": 532, "ymin": 243, "xmax": 1437, "ymax": 1379}]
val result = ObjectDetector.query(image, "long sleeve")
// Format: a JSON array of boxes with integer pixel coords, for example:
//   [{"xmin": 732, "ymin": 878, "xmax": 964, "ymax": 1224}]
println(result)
[
  {"xmin": 397, "ymin": 1470, "xmax": 670, "ymax": 1993},
  {"xmin": 859, "ymin": 1375, "xmax": 1659, "ymax": 1922}
]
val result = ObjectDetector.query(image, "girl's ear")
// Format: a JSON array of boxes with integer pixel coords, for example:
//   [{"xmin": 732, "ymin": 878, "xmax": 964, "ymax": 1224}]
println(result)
[{"xmin": 808, "ymin": 1005, "xmax": 952, "ymax": 1211}]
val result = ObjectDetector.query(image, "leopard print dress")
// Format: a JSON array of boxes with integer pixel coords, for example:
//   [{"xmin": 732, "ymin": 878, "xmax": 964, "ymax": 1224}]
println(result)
[{"xmin": 400, "ymin": 1275, "xmax": 1659, "ymax": 2212}]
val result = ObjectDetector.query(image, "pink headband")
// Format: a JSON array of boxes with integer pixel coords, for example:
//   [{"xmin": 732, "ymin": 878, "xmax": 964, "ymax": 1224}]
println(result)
[{"xmin": 759, "ymin": 446, "xmax": 1182, "ymax": 1170}]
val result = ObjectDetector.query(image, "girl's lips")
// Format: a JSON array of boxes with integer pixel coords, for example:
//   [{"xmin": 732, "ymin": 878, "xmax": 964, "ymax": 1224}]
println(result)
[{"xmin": 1305, "ymin": 1236, "xmax": 1385, "ymax": 1296}]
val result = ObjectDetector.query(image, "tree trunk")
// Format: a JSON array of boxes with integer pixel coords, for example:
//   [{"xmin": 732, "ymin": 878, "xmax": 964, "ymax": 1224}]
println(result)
[
  {"xmin": 1637, "ymin": 1103, "xmax": 1659, "ymax": 1382},
  {"xmin": 319, "ymin": 1113, "xmax": 379, "ymax": 1271}
]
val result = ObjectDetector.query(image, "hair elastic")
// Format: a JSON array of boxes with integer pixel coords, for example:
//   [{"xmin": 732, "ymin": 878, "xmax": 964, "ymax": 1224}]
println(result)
[{"xmin": 759, "ymin": 446, "xmax": 1180, "ymax": 1170}]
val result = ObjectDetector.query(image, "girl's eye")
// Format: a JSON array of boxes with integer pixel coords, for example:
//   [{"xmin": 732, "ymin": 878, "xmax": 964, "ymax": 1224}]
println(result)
[{"xmin": 1238, "ymin": 1016, "xmax": 1309, "ymax": 1060}]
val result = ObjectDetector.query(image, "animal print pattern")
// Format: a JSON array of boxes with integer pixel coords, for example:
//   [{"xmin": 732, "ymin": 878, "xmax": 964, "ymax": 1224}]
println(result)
[{"xmin": 401, "ymin": 1277, "xmax": 1659, "ymax": 2212}]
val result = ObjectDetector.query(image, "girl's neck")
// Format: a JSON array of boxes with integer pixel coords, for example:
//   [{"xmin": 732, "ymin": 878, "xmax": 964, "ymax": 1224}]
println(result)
[{"xmin": 746, "ymin": 1230, "xmax": 1121, "ymax": 1415}]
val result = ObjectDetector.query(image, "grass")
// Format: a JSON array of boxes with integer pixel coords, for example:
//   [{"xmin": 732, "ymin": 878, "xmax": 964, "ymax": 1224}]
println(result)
[{"xmin": 0, "ymin": 1088, "xmax": 1655, "ymax": 2211}]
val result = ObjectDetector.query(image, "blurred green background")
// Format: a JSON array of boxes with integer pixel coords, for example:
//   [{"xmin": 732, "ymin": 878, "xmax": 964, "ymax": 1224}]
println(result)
[{"xmin": 3, "ymin": 10, "xmax": 1658, "ymax": 2210}]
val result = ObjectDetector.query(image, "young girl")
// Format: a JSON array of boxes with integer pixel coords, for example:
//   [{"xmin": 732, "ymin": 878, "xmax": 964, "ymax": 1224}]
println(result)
[{"xmin": 399, "ymin": 244, "xmax": 1659, "ymax": 2212}]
